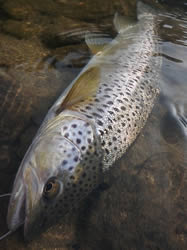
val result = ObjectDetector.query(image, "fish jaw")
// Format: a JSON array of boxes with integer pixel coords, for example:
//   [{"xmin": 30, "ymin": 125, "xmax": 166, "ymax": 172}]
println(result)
[
  {"xmin": 23, "ymin": 167, "xmax": 43, "ymax": 240},
  {"xmin": 7, "ymin": 176, "xmax": 26, "ymax": 232},
  {"xmin": 7, "ymin": 157, "xmax": 43, "ymax": 239},
  {"xmin": 7, "ymin": 114, "xmax": 103, "ymax": 240}
]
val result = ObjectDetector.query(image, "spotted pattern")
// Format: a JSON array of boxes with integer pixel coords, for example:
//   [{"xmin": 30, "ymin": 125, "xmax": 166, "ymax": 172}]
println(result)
[
  {"xmin": 70, "ymin": 15, "xmax": 161, "ymax": 169},
  {"xmin": 38, "ymin": 117, "xmax": 103, "ymax": 227},
  {"xmin": 12, "ymin": 13, "xmax": 161, "ymax": 233}
]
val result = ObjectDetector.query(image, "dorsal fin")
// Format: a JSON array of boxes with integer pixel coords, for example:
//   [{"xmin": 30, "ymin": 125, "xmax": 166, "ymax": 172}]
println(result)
[
  {"xmin": 56, "ymin": 66, "xmax": 100, "ymax": 114},
  {"xmin": 85, "ymin": 33, "xmax": 112, "ymax": 55}
]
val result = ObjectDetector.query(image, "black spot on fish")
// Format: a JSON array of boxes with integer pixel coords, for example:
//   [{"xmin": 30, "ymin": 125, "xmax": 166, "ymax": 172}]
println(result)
[
  {"xmin": 108, "ymin": 125, "xmax": 112, "ymax": 130},
  {"xmin": 97, "ymin": 120, "xmax": 103, "ymax": 126},
  {"xmin": 92, "ymin": 112, "xmax": 102, "ymax": 119},
  {"xmin": 94, "ymin": 98, "xmax": 100, "ymax": 102},
  {"xmin": 121, "ymin": 106, "xmax": 126, "ymax": 111},
  {"xmin": 105, "ymin": 148, "xmax": 110, "ymax": 155},
  {"xmin": 74, "ymin": 156, "xmax": 79, "ymax": 162},
  {"xmin": 117, "ymin": 99, "xmax": 123, "ymax": 103},
  {"xmin": 97, "ymin": 108, "xmax": 104, "ymax": 113},
  {"xmin": 113, "ymin": 107, "xmax": 119, "ymax": 112},
  {"xmin": 108, "ymin": 110, "xmax": 114, "ymax": 115},
  {"xmin": 86, "ymin": 115, "xmax": 93, "ymax": 119},
  {"xmin": 105, "ymin": 88, "xmax": 112, "ymax": 91},
  {"xmin": 76, "ymin": 139, "xmax": 81, "ymax": 144},
  {"xmin": 114, "ymin": 79, "xmax": 119, "ymax": 83},
  {"xmin": 80, "ymin": 108, "xmax": 86, "ymax": 113},
  {"xmin": 62, "ymin": 160, "xmax": 67, "ymax": 165},
  {"xmin": 64, "ymin": 132, "xmax": 69, "ymax": 138},
  {"xmin": 103, "ymin": 95, "xmax": 110, "ymax": 98},
  {"xmin": 99, "ymin": 130, "xmax": 104, "ymax": 136},
  {"xmin": 102, "ymin": 104, "xmax": 109, "ymax": 108},
  {"xmin": 107, "ymin": 101, "xmax": 113, "ymax": 105},
  {"xmin": 85, "ymin": 106, "xmax": 91, "ymax": 110}
]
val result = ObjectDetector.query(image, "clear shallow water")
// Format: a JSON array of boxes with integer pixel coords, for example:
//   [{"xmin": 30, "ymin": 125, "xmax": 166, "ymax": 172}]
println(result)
[{"xmin": 0, "ymin": 1, "xmax": 186, "ymax": 249}]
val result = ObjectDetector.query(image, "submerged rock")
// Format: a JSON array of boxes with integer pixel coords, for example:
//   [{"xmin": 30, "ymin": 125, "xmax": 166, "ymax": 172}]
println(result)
[
  {"xmin": 2, "ymin": 19, "xmax": 44, "ymax": 40},
  {"xmin": 0, "ymin": 34, "xmax": 48, "ymax": 67},
  {"xmin": 2, "ymin": 0, "xmax": 62, "ymax": 20},
  {"xmin": 56, "ymin": 0, "xmax": 137, "ymax": 21}
]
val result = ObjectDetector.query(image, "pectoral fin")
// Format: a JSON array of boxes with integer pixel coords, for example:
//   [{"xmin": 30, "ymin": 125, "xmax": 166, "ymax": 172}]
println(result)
[{"xmin": 56, "ymin": 66, "xmax": 100, "ymax": 114}]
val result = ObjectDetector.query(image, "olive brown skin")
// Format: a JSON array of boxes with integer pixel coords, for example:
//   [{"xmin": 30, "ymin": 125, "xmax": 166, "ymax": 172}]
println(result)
[
  {"xmin": 7, "ymin": 115, "xmax": 103, "ymax": 239},
  {"xmin": 6, "ymin": 2, "xmax": 161, "ymax": 241}
]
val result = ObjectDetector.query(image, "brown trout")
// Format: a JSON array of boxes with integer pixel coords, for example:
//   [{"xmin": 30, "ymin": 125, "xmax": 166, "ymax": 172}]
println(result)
[{"xmin": 2, "ymin": 1, "xmax": 161, "ymax": 240}]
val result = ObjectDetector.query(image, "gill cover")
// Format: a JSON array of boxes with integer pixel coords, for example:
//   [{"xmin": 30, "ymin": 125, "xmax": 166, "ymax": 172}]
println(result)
[{"xmin": 7, "ymin": 114, "xmax": 103, "ymax": 240}]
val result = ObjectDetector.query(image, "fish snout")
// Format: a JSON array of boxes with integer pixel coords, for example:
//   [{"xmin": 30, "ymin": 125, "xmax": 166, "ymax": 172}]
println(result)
[
  {"xmin": 7, "ymin": 179, "xmax": 26, "ymax": 232},
  {"xmin": 7, "ymin": 166, "xmax": 41, "ymax": 237}
]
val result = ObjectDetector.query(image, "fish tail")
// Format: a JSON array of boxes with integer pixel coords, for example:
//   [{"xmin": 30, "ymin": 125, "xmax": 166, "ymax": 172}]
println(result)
[
  {"xmin": 137, "ymin": 1, "xmax": 157, "ymax": 19},
  {"xmin": 113, "ymin": 13, "xmax": 136, "ymax": 33},
  {"xmin": 113, "ymin": 1, "xmax": 158, "ymax": 34}
]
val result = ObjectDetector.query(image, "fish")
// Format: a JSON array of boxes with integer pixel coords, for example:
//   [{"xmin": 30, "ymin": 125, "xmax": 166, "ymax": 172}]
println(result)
[{"xmin": 1, "ymin": 1, "xmax": 161, "ymax": 241}]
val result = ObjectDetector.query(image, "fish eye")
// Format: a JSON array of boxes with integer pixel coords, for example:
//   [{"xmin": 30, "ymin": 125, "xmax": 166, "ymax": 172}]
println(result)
[{"xmin": 43, "ymin": 177, "xmax": 61, "ymax": 200}]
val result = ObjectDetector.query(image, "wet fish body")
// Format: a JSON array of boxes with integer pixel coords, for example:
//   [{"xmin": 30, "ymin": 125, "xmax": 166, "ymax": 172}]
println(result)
[{"xmin": 6, "ymin": 2, "xmax": 161, "ymax": 240}]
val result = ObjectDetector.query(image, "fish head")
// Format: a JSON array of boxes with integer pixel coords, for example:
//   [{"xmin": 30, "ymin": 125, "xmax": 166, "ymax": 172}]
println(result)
[{"xmin": 7, "ymin": 117, "xmax": 103, "ymax": 240}]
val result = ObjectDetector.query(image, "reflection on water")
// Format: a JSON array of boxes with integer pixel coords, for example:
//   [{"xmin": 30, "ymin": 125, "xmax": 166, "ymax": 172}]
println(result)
[{"xmin": 0, "ymin": 0, "xmax": 186, "ymax": 249}]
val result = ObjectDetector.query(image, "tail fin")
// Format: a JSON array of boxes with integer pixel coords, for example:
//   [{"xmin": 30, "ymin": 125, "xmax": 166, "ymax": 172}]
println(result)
[
  {"xmin": 137, "ymin": 1, "xmax": 157, "ymax": 19},
  {"xmin": 113, "ymin": 13, "xmax": 137, "ymax": 33}
]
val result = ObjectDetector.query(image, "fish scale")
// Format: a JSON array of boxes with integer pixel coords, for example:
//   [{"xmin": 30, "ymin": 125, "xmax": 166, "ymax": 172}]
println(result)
[
  {"xmin": 71, "ymin": 16, "xmax": 160, "ymax": 169},
  {"xmin": 3, "ymin": 2, "xmax": 162, "ymax": 241}
]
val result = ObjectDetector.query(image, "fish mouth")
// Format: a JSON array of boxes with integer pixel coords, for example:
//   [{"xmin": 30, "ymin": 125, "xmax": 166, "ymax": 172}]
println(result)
[
  {"xmin": 7, "ymin": 166, "xmax": 40, "ymax": 239},
  {"xmin": 7, "ymin": 177, "xmax": 26, "ymax": 232},
  {"xmin": 7, "ymin": 169, "xmax": 26, "ymax": 231}
]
